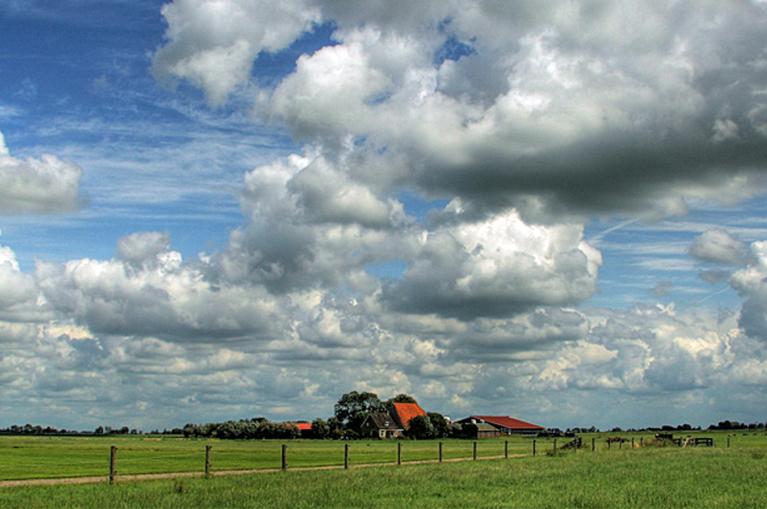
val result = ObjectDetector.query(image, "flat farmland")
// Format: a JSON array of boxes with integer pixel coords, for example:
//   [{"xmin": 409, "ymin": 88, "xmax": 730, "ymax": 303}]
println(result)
[
  {"xmin": 1, "ymin": 444, "xmax": 766, "ymax": 509},
  {"xmin": 0, "ymin": 435, "xmax": 533, "ymax": 480},
  {"xmin": 0, "ymin": 431, "xmax": 764, "ymax": 481}
]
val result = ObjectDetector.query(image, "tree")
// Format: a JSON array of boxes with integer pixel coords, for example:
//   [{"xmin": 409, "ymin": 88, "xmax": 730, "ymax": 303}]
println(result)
[
  {"xmin": 215, "ymin": 420, "xmax": 242, "ymax": 439},
  {"xmin": 406, "ymin": 415, "xmax": 435, "ymax": 439},
  {"xmin": 311, "ymin": 418, "xmax": 330, "ymax": 439},
  {"xmin": 427, "ymin": 412, "xmax": 450, "ymax": 438},
  {"xmin": 334, "ymin": 391, "xmax": 385, "ymax": 433},
  {"xmin": 273, "ymin": 422, "xmax": 299, "ymax": 439},
  {"xmin": 449, "ymin": 423, "xmax": 464, "ymax": 438}
]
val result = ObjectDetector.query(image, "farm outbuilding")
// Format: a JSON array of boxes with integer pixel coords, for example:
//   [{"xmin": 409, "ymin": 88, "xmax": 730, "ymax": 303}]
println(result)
[{"xmin": 456, "ymin": 415, "xmax": 544, "ymax": 435}]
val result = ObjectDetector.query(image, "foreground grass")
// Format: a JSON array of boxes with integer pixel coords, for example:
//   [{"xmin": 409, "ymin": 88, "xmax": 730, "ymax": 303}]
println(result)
[{"xmin": 1, "ymin": 447, "xmax": 766, "ymax": 508}]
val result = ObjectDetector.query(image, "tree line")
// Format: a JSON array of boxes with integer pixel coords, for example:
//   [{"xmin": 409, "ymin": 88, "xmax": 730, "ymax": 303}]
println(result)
[
  {"xmin": 180, "ymin": 392, "xmax": 456, "ymax": 440},
  {"xmin": 181, "ymin": 418, "xmax": 301, "ymax": 440},
  {"xmin": 3, "ymin": 394, "xmax": 765, "ymax": 438},
  {"xmin": 0, "ymin": 424, "xmax": 183, "ymax": 436}
]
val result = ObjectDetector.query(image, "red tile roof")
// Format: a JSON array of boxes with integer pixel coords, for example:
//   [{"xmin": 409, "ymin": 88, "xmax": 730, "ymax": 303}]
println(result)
[
  {"xmin": 392, "ymin": 402, "xmax": 427, "ymax": 429},
  {"xmin": 293, "ymin": 422, "xmax": 312, "ymax": 431},
  {"xmin": 471, "ymin": 416, "xmax": 544, "ymax": 430}
]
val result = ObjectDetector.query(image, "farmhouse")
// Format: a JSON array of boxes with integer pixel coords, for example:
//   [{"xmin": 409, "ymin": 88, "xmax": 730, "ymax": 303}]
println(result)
[
  {"xmin": 360, "ymin": 401, "xmax": 428, "ymax": 439},
  {"xmin": 360, "ymin": 412, "xmax": 404, "ymax": 439},
  {"xmin": 456, "ymin": 415, "xmax": 544, "ymax": 435}
]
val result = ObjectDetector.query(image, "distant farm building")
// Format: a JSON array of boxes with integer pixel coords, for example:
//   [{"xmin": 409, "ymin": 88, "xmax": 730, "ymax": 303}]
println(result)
[
  {"xmin": 360, "ymin": 412, "xmax": 404, "ymax": 439},
  {"xmin": 360, "ymin": 401, "xmax": 428, "ymax": 439},
  {"xmin": 456, "ymin": 415, "xmax": 544, "ymax": 435},
  {"xmin": 290, "ymin": 421, "xmax": 313, "ymax": 437}
]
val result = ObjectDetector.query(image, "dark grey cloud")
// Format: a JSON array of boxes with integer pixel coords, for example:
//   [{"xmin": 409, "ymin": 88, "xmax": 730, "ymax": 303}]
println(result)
[
  {"xmin": 440, "ymin": 308, "xmax": 588, "ymax": 362},
  {"xmin": 651, "ymin": 281, "xmax": 673, "ymax": 297},
  {"xmin": 699, "ymin": 269, "xmax": 731, "ymax": 285}
]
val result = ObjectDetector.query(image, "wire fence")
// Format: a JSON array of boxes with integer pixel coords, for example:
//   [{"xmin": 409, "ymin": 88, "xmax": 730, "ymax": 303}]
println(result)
[{"xmin": 1, "ymin": 432, "xmax": 757, "ymax": 485}]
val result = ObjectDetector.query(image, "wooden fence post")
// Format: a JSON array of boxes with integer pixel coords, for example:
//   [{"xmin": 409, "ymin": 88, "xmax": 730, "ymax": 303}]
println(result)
[
  {"xmin": 281, "ymin": 444, "xmax": 287, "ymax": 471},
  {"xmin": 473, "ymin": 441, "xmax": 477, "ymax": 460},
  {"xmin": 727, "ymin": 436, "xmax": 731, "ymax": 448},
  {"xmin": 438, "ymin": 441, "xmax": 443, "ymax": 463},
  {"xmin": 344, "ymin": 443, "xmax": 349, "ymax": 470},
  {"xmin": 533, "ymin": 439, "xmax": 536, "ymax": 457},
  {"xmin": 640, "ymin": 437, "xmax": 644, "ymax": 447},
  {"xmin": 397, "ymin": 441, "xmax": 401, "ymax": 465},
  {"xmin": 204, "ymin": 445, "xmax": 211, "ymax": 478},
  {"xmin": 631, "ymin": 438, "xmax": 635, "ymax": 449},
  {"xmin": 109, "ymin": 446, "xmax": 117, "ymax": 485},
  {"xmin": 504, "ymin": 440, "xmax": 508, "ymax": 459},
  {"xmin": 591, "ymin": 437, "xmax": 595, "ymax": 452}
]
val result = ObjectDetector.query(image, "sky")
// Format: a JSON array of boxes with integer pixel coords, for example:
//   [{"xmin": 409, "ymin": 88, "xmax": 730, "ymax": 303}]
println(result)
[{"xmin": 1, "ymin": 0, "xmax": 767, "ymax": 431}]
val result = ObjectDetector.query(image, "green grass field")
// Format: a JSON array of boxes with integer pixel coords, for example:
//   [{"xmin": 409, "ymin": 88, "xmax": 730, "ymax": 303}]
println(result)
[
  {"xmin": 0, "ymin": 435, "xmax": 531, "ymax": 480},
  {"xmin": 0, "ymin": 431, "xmax": 764, "ymax": 481},
  {"xmin": 1, "ymin": 444, "xmax": 766, "ymax": 508}
]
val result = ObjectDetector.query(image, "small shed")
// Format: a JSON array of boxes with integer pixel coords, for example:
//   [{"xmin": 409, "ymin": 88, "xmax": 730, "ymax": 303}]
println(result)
[{"xmin": 360, "ymin": 412, "xmax": 404, "ymax": 439}]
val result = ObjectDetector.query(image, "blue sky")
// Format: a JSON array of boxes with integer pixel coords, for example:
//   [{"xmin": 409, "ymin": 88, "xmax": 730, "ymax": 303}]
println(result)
[
  {"xmin": 1, "ymin": 0, "xmax": 281, "ymax": 267},
  {"xmin": 1, "ymin": 1, "xmax": 767, "ymax": 431}
]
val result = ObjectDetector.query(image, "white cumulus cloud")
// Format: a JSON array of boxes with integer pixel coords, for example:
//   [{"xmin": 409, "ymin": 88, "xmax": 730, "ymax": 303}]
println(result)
[{"xmin": 0, "ymin": 130, "xmax": 82, "ymax": 214}]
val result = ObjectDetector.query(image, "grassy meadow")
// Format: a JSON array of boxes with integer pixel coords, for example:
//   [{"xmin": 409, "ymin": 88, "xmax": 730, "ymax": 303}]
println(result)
[
  {"xmin": 0, "ymin": 431, "xmax": 764, "ymax": 481},
  {"xmin": 0, "ymin": 435, "xmax": 531, "ymax": 480},
  {"xmin": 1, "ymin": 443, "xmax": 766, "ymax": 508}
]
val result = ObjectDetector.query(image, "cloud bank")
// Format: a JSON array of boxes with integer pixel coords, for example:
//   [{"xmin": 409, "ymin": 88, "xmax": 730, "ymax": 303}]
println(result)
[
  {"xmin": 156, "ymin": 0, "xmax": 767, "ymax": 222},
  {"xmin": 4, "ymin": 1, "xmax": 767, "ymax": 430}
]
